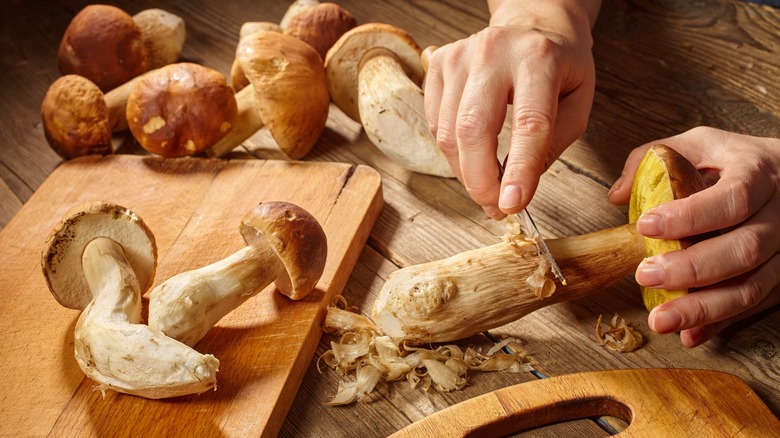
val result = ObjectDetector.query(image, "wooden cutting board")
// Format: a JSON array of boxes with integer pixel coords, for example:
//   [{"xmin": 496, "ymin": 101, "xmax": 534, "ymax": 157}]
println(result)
[
  {"xmin": 0, "ymin": 155, "xmax": 383, "ymax": 437},
  {"xmin": 392, "ymin": 368, "xmax": 780, "ymax": 437}
]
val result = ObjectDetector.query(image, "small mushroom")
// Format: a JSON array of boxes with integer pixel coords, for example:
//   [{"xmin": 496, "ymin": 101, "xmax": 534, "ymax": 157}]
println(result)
[
  {"xmin": 132, "ymin": 9, "xmax": 187, "ymax": 70},
  {"xmin": 125, "ymin": 62, "xmax": 238, "ymax": 157},
  {"xmin": 207, "ymin": 31, "xmax": 329, "ymax": 159},
  {"xmin": 284, "ymin": 2, "xmax": 357, "ymax": 60},
  {"xmin": 41, "ymin": 201, "xmax": 219, "ymax": 398},
  {"xmin": 58, "ymin": 5, "xmax": 148, "ymax": 92},
  {"xmin": 326, "ymin": 24, "xmax": 452, "ymax": 177},
  {"xmin": 148, "ymin": 201, "xmax": 328, "ymax": 347}
]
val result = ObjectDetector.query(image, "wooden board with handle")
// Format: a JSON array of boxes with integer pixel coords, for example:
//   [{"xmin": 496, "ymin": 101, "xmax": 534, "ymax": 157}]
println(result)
[
  {"xmin": 392, "ymin": 368, "xmax": 780, "ymax": 437},
  {"xmin": 0, "ymin": 155, "xmax": 383, "ymax": 437}
]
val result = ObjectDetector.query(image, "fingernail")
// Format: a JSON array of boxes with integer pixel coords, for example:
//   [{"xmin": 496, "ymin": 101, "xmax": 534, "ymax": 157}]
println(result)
[
  {"xmin": 636, "ymin": 259, "xmax": 664, "ymax": 287},
  {"xmin": 637, "ymin": 213, "xmax": 664, "ymax": 236},
  {"xmin": 680, "ymin": 327, "xmax": 706, "ymax": 348},
  {"xmin": 650, "ymin": 308, "xmax": 682, "ymax": 333},
  {"xmin": 499, "ymin": 185, "xmax": 522, "ymax": 210},
  {"xmin": 483, "ymin": 205, "xmax": 505, "ymax": 220},
  {"xmin": 608, "ymin": 174, "xmax": 624, "ymax": 197}
]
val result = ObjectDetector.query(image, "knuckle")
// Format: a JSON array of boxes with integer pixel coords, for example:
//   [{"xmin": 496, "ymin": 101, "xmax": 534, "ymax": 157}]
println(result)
[
  {"xmin": 455, "ymin": 111, "xmax": 489, "ymax": 145},
  {"xmin": 726, "ymin": 181, "xmax": 753, "ymax": 221},
  {"xmin": 435, "ymin": 126, "xmax": 458, "ymax": 156},
  {"xmin": 735, "ymin": 227, "xmax": 764, "ymax": 269},
  {"xmin": 512, "ymin": 109, "xmax": 553, "ymax": 136},
  {"xmin": 738, "ymin": 277, "xmax": 765, "ymax": 309}
]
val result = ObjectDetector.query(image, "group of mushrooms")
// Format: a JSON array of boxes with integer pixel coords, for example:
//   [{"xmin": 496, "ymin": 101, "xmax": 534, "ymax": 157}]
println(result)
[
  {"xmin": 41, "ymin": 1, "xmax": 453, "ymax": 177},
  {"xmin": 42, "ymin": 200, "xmax": 328, "ymax": 398}
]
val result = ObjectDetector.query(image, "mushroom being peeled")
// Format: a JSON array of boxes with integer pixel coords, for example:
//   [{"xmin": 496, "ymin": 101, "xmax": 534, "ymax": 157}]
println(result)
[{"xmin": 41, "ymin": 202, "xmax": 219, "ymax": 399}]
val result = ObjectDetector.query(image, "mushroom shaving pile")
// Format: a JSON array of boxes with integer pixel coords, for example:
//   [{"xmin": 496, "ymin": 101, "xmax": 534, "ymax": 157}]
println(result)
[
  {"xmin": 320, "ymin": 298, "xmax": 533, "ymax": 405},
  {"xmin": 596, "ymin": 314, "xmax": 645, "ymax": 352}
]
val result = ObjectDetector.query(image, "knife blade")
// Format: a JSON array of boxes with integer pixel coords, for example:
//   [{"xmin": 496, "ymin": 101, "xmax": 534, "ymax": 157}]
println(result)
[{"xmin": 497, "ymin": 161, "xmax": 567, "ymax": 285}]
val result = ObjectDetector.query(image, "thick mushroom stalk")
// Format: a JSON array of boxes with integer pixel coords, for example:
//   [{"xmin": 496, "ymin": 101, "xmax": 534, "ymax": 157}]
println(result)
[
  {"xmin": 42, "ymin": 202, "xmax": 218, "ymax": 398},
  {"xmin": 148, "ymin": 201, "xmax": 327, "ymax": 347},
  {"xmin": 358, "ymin": 48, "xmax": 454, "ymax": 177},
  {"xmin": 207, "ymin": 31, "xmax": 329, "ymax": 159},
  {"xmin": 371, "ymin": 225, "xmax": 646, "ymax": 344}
]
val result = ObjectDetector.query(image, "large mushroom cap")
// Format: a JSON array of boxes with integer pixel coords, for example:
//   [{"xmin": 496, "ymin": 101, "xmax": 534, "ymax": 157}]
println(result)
[
  {"xmin": 41, "ymin": 75, "xmax": 112, "ymax": 159},
  {"xmin": 284, "ymin": 2, "xmax": 357, "ymax": 60},
  {"xmin": 42, "ymin": 201, "xmax": 157, "ymax": 310},
  {"xmin": 325, "ymin": 23, "xmax": 423, "ymax": 122},
  {"xmin": 240, "ymin": 201, "xmax": 327, "ymax": 300},
  {"xmin": 58, "ymin": 4, "xmax": 148, "ymax": 92},
  {"xmin": 126, "ymin": 62, "xmax": 238, "ymax": 157},
  {"xmin": 237, "ymin": 31, "xmax": 329, "ymax": 160}
]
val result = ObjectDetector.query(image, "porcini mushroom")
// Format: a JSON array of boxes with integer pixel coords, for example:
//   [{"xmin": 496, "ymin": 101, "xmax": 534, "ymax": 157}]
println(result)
[
  {"xmin": 125, "ymin": 62, "xmax": 238, "ymax": 157},
  {"xmin": 279, "ymin": 0, "xmax": 320, "ymax": 30},
  {"xmin": 58, "ymin": 4, "xmax": 147, "ymax": 92},
  {"xmin": 133, "ymin": 9, "xmax": 186, "ymax": 70},
  {"xmin": 284, "ymin": 2, "xmax": 357, "ymax": 60},
  {"xmin": 629, "ymin": 144, "xmax": 709, "ymax": 310},
  {"xmin": 148, "ymin": 201, "xmax": 327, "ymax": 347},
  {"xmin": 371, "ymin": 145, "xmax": 708, "ymax": 344},
  {"xmin": 206, "ymin": 31, "xmax": 329, "ymax": 159},
  {"xmin": 230, "ymin": 22, "xmax": 282, "ymax": 91},
  {"xmin": 41, "ymin": 201, "xmax": 219, "ymax": 398},
  {"xmin": 326, "ymin": 24, "xmax": 452, "ymax": 177}
]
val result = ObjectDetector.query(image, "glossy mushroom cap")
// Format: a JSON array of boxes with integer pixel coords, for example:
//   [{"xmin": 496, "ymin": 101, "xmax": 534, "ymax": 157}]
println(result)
[
  {"xmin": 325, "ymin": 23, "xmax": 424, "ymax": 122},
  {"xmin": 126, "ymin": 62, "xmax": 238, "ymax": 157},
  {"xmin": 58, "ymin": 4, "xmax": 148, "ymax": 92},
  {"xmin": 237, "ymin": 31, "xmax": 329, "ymax": 160},
  {"xmin": 240, "ymin": 201, "xmax": 327, "ymax": 300},
  {"xmin": 41, "ymin": 75, "xmax": 112, "ymax": 159},
  {"xmin": 41, "ymin": 201, "xmax": 157, "ymax": 310},
  {"xmin": 284, "ymin": 2, "xmax": 357, "ymax": 60}
]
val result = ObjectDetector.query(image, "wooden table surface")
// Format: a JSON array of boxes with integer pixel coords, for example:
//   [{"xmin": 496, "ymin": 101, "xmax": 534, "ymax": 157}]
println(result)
[{"xmin": 2, "ymin": 0, "xmax": 778, "ymax": 436}]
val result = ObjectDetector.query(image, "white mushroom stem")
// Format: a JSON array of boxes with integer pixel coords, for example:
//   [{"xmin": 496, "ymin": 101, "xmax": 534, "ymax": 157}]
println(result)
[
  {"xmin": 77, "ymin": 237, "xmax": 219, "ymax": 399},
  {"xmin": 205, "ymin": 85, "xmax": 264, "ymax": 157},
  {"xmin": 371, "ymin": 224, "xmax": 646, "ymax": 344},
  {"xmin": 358, "ymin": 49, "xmax": 454, "ymax": 178},
  {"xmin": 148, "ymin": 241, "xmax": 284, "ymax": 347}
]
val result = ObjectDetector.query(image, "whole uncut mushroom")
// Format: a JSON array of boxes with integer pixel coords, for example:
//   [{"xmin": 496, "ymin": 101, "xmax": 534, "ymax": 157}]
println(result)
[
  {"xmin": 149, "ymin": 201, "xmax": 328, "ymax": 347},
  {"xmin": 133, "ymin": 9, "xmax": 187, "ymax": 69},
  {"xmin": 41, "ymin": 201, "xmax": 219, "ymax": 398},
  {"xmin": 284, "ymin": 2, "xmax": 357, "ymax": 59},
  {"xmin": 126, "ymin": 62, "xmax": 238, "ymax": 157},
  {"xmin": 207, "ymin": 31, "xmax": 329, "ymax": 159}
]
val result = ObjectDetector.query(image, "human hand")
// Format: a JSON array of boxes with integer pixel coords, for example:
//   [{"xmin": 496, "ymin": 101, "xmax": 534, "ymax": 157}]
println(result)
[
  {"xmin": 608, "ymin": 127, "xmax": 780, "ymax": 347},
  {"xmin": 423, "ymin": 3, "xmax": 597, "ymax": 219}
]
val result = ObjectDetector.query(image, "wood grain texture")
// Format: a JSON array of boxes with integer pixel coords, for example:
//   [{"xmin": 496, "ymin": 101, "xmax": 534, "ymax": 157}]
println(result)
[
  {"xmin": 0, "ymin": 0, "xmax": 778, "ymax": 436},
  {"xmin": 0, "ymin": 156, "xmax": 382, "ymax": 437}
]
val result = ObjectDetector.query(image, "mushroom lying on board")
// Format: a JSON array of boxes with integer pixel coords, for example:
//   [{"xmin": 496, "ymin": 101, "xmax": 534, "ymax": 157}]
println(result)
[
  {"xmin": 58, "ymin": 5, "xmax": 185, "ymax": 92},
  {"xmin": 371, "ymin": 144, "xmax": 708, "ymax": 344},
  {"xmin": 206, "ymin": 31, "xmax": 329, "ymax": 159},
  {"xmin": 326, "ymin": 23, "xmax": 453, "ymax": 178},
  {"xmin": 125, "ymin": 63, "xmax": 238, "ymax": 157},
  {"xmin": 41, "ymin": 202, "xmax": 219, "ymax": 399},
  {"xmin": 148, "ymin": 201, "xmax": 327, "ymax": 347}
]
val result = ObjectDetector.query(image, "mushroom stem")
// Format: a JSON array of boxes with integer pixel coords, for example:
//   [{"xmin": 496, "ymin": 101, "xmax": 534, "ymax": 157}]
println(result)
[
  {"xmin": 77, "ymin": 237, "xmax": 219, "ymax": 399},
  {"xmin": 104, "ymin": 74, "xmax": 143, "ymax": 132},
  {"xmin": 205, "ymin": 85, "xmax": 264, "ymax": 157},
  {"xmin": 148, "ymin": 243, "xmax": 284, "ymax": 346},
  {"xmin": 371, "ymin": 224, "xmax": 645, "ymax": 344},
  {"xmin": 358, "ymin": 49, "xmax": 453, "ymax": 177}
]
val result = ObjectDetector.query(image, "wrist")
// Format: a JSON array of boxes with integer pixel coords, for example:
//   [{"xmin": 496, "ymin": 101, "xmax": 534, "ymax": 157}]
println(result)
[{"xmin": 488, "ymin": 0, "xmax": 600, "ymax": 46}]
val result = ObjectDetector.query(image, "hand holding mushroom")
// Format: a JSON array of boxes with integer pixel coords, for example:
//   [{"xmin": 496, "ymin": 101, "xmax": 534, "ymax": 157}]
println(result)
[{"xmin": 608, "ymin": 127, "xmax": 780, "ymax": 348}]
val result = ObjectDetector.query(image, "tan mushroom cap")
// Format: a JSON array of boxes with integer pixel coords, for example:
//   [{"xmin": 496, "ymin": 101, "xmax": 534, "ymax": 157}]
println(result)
[
  {"xmin": 284, "ymin": 2, "xmax": 357, "ymax": 60},
  {"xmin": 41, "ymin": 75, "xmax": 112, "ymax": 159},
  {"xmin": 126, "ymin": 62, "xmax": 238, "ymax": 157},
  {"xmin": 325, "ymin": 23, "xmax": 424, "ymax": 122},
  {"xmin": 230, "ymin": 22, "xmax": 282, "ymax": 91},
  {"xmin": 42, "ymin": 201, "xmax": 157, "ymax": 310},
  {"xmin": 237, "ymin": 31, "xmax": 329, "ymax": 160},
  {"xmin": 132, "ymin": 9, "xmax": 186, "ymax": 70},
  {"xmin": 58, "ymin": 4, "xmax": 148, "ymax": 92},
  {"xmin": 240, "ymin": 201, "xmax": 327, "ymax": 300}
]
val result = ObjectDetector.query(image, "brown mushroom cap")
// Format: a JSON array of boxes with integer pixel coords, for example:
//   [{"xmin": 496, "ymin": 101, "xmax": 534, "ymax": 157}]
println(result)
[
  {"xmin": 126, "ymin": 62, "xmax": 238, "ymax": 157},
  {"xmin": 240, "ymin": 201, "xmax": 327, "ymax": 300},
  {"xmin": 230, "ymin": 22, "xmax": 282, "ymax": 91},
  {"xmin": 325, "ymin": 23, "xmax": 424, "ymax": 122},
  {"xmin": 237, "ymin": 31, "xmax": 329, "ymax": 160},
  {"xmin": 58, "ymin": 4, "xmax": 148, "ymax": 92},
  {"xmin": 132, "ymin": 9, "xmax": 187, "ymax": 70},
  {"xmin": 284, "ymin": 2, "xmax": 357, "ymax": 60},
  {"xmin": 42, "ymin": 201, "xmax": 157, "ymax": 310},
  {"xmin": 41, "ymin": 75, "xmax": 112, "ymax": 159}
]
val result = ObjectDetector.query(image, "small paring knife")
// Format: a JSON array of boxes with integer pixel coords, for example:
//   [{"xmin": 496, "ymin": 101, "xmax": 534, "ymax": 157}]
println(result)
[{"xmin": 497, "ymin": 160, "xmax": 567, "ymax": 286}]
